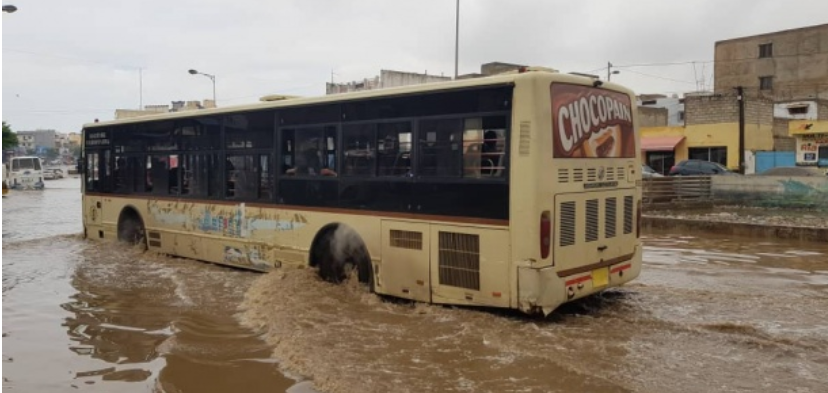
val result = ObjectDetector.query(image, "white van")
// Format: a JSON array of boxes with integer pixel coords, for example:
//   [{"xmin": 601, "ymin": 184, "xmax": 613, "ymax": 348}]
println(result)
[{"xmin": 7, "ymin": 156, "xmax": 45, "ymax": 190}]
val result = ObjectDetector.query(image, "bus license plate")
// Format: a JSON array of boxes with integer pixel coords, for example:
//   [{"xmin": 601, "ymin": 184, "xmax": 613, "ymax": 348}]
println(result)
[{"xmin": 592, "ymin": 268, "xmax": 609, "ymax": 288}]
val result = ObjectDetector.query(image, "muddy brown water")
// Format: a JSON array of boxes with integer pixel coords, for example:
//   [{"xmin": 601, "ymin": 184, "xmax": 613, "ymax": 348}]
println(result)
[{"xmin": 3, "ymin": 178, "xmax": 828, "ymax": 392}]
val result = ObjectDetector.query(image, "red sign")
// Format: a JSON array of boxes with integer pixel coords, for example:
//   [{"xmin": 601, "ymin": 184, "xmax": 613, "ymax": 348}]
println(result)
[{"xmin": 551, "ymin": 83, "xmax": 636, "ymax": 158}]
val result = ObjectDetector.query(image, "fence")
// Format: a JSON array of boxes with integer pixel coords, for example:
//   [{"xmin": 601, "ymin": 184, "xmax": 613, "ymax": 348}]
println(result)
[{"xmin": 642, "ymin": 176, "xmax": 713, "ymax": 205}]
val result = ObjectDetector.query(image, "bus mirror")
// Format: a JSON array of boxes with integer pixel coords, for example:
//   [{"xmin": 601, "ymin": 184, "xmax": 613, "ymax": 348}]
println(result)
[{"xmin": 77, "ymin": 160, "xmax": 84, "ymax": 174}]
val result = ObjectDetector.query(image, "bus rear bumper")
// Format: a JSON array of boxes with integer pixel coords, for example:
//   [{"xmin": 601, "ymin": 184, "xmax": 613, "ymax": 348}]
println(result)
[{"xmin": 517, "ymin": 246, "xmax": 642, "ymax": 315}]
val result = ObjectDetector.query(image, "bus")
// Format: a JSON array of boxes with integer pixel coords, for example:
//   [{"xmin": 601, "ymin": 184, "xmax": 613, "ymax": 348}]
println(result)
[
  {"xmin": 7, "ymin": 156, "xmax": 45, "ymax": 190},
  {"xmin": 81, "ymin": 68, "xmax": 642, "ymax": 315}
]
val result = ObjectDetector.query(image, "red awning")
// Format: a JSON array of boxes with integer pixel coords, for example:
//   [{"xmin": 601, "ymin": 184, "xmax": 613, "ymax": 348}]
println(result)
[{"xmin": 641, "ymin": 136, "xmax": 685, "ymax": 152}]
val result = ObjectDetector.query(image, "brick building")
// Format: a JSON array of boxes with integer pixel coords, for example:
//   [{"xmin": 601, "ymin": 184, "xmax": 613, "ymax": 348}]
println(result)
[{"xmin": 714, "ymin": 23, "xmax": 828, "ymax": 101}]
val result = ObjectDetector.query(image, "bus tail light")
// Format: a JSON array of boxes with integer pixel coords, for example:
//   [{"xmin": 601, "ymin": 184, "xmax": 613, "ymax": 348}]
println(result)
[{"xmin": 540, "ymin": 211, "xmax": 551, "ymax": 259}]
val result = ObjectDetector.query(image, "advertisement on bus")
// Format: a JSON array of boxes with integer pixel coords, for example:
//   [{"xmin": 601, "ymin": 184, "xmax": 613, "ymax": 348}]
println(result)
[{"xmin": 551, "ymin": 83, "xmax": 636, "ymax": 159}]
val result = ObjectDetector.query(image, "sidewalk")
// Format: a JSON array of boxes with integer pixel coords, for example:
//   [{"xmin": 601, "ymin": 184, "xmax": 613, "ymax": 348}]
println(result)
[
  {"xmin": 644, "ymin": 206, "xmax": 828, "ymax": 228},
  {"xmin": 642, "ymin": 206, "xmax": 828, "ymax": 243}
]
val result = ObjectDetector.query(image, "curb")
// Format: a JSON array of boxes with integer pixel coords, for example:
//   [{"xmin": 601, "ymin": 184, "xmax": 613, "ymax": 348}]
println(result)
[{"xmin": 641, "ymin": 216, "xmax": 828, "ymax": 243}]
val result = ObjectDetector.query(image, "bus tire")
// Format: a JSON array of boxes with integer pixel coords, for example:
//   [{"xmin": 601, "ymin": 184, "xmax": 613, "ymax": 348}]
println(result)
[
  {"xmin": 309, "ymin": 223, "xmax": 373, "ymax": 290},
  {"xmin": 117, "ymin": 207, "xmax": 146, "ymax": 249}
]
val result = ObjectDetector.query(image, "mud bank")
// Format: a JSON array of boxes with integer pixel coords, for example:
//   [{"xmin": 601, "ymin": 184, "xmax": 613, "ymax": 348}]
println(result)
[{"xmin": 642, "ymin": 216, "xmax": 828, "ymax": 243}]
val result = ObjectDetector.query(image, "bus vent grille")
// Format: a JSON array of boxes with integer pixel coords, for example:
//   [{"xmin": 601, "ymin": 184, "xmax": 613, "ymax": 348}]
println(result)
[
  {"xmin": 148, "ymin": 231, "xmax": 161, "ymax": 240},
  {"xmin": 558, "ymin": 169, "xmax": 570, "ymax": 183},
  {"xmin": 624, "ymin": 196, "xmax": 634, "ymax": 234},
  {"xmin": 587, "ymin": 168, "xmax": 597, "ymax": 182},
  {"xmin": 438, "ymin": 232, "xmax": 480, "ymax": 291},
  {"xmin": 605, "ymin": 197, "xmax": 617, "ymax": 239},
  {"xmin": 573, "ymin": 168, "xmax": 584, "ymax": 183},
  {"xmin": 559, "ymin": 201, "xmax": 576, "ymax": 247},
  {"xmin": 390, "ymin": 230, "xmax": 423, "ymax": 250},
  {"xmin": 519, "ymin": 121, "xmax": 531, "ymax": 156},
  {"xmin": 606, "ymin": 167, "xmax": 616, "ymax": 180},
  {"xmin": 617, "ymin": 167, "xmax": 626, "ymax": 180},
  {"xmin": 586, "ymin": 199, "xmax": 599, "ymax": 242}
]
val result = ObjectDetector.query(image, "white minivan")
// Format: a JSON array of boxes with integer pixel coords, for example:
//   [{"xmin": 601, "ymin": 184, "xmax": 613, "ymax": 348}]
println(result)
[{"xmin": 7, "ymin": 156, "xmax": 45, "ymax": 190}]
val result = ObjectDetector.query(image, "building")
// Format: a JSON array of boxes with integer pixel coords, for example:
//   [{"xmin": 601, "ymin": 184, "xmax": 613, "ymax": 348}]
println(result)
[
  {"xmin": 637, "ymin": 94, "xmax": 685, "ymax": 126},
  {"xmin": 114, "ymin": 100, "xmax": 217, "ymax": 120},
  {"xmin": 640, "ymin": 92, "xmax": 775, "ymax": 175},
  {"xmin": 16, "ymin": 129, "xmax": 57, "ymax": 154},
  {"xmin": 714, "ymin": 23, "xmax": 828, "ymax": 101},
  {"xmin": 327, "ymin": 70, "xmax": 450, "ymax": 94},
  {"xmin": 788, "ymin": 119, "xmax": 828, "ymax": 168},
  {"xmin": 326, "ymin": 62, "xmax": 529, "ymax": 94}
]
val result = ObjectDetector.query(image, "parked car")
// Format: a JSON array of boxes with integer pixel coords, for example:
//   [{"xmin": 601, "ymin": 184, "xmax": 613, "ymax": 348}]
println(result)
[
  {"xmin": 42, "ymin": 168, "xmax": 65, "ymax": 180},
  {"xmin": 668, "ymin": 160, "xmax": 738, "ymax": 176},
  {"xmin": 642, "ymin": 164, "xmax": 663, "ymax": 178}
]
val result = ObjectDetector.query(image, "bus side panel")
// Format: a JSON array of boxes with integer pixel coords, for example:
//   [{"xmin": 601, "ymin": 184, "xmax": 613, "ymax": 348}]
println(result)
[
  {"xmin": 429, "ymin": 224, "xmax": 510, "ymax": 308},
  {"xmin": 377, "ymin": 220, "xmax": 431, "ymax": 303},
  {"xmin": 83, "ymin": 195, "xmax": 105, "ymax": 240}
]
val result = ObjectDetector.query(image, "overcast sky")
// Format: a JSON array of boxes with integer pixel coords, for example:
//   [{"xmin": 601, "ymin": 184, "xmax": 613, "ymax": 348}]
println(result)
[{"xmin": 2, "ymin": 0, "xmax": 827, "ymax": 133}]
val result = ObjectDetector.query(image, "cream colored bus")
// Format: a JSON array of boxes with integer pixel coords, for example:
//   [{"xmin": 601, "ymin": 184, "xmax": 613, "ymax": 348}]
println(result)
[{"xmin": 81, "ymin": 68, "xmax": 641, "ymax": 315}]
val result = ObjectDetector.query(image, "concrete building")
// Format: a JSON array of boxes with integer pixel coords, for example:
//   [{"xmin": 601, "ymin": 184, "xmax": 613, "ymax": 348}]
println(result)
[
  {"xmin": 326, "ymin": 70, "xmax": 450, "ymax": 94},
  {"xmin": 637, "ymin": 94, "xmax": 685, "ymax": 126},
  {"xmin": 114, "ymin": 100, "xmax": 217, "ymax": 120},
  {"xmin": 714, "ymin": 23, "xmax": 828, "ymax": 101},
  {"xmin": 325, "ymin": 62, "xmax": 529, "ymax": 94},
  {"xmin": 16, "ymin": 129, "xmax": 57, "ymax": 154}
]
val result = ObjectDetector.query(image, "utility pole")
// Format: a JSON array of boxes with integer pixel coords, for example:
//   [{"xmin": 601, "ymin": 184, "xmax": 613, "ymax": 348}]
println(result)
[
  {"xmin": 607, "ymin": 62, "xmax": 612, "ymax": 81},
  {"xmin": 454, "ymin": 0, "xmax": 460, "ymax": 79},
  {"xmin": 139, "ymin": 68, "xmax": 143, "ymax": 110},
  {"xmin": 736, "ymin": 86, "xmax": 745, "ymax": 174}
]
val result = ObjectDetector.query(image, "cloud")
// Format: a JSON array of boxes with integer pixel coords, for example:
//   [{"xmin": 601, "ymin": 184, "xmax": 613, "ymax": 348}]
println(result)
[{"xmin": 2, "ymin": 0, "xmax": 827, "ymax": 132}]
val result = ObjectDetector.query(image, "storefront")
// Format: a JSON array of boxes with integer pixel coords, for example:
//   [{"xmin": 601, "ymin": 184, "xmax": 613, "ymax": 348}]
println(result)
[
  {"xmin": 789, "ymin": 120, "xmax": 828, "ymax": 168},
  {"xmin": 641, "ymin": 135, "xmax": 684, "ymax": 175}
]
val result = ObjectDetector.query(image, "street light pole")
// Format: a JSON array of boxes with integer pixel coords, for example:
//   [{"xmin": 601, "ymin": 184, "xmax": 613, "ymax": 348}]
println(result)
[
  {"xmin": 188, "ymin": 69, "xmax": 216, "ymax": 105},
  {"xmin": 607, "ymin": 62, "xmax": 620, "ymax": 81},
  {"xmin": 454, "ymin": 0, "xmax": 459, "ymax": 79}
]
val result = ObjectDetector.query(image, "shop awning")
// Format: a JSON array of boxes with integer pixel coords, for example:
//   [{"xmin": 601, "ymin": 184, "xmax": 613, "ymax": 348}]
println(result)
[{"xmin": 641, "ymin": 136, "xmax": 685, "ymax": 152}]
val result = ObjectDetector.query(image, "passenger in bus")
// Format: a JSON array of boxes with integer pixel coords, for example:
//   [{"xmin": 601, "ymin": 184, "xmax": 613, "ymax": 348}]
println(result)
[
  {"xmin": 286, "ymin": 148, "xmax": 337, "ymax": 176},
  {"xmin": 481, "ymin": 130, "xmax": 502, "ymax": 176}
]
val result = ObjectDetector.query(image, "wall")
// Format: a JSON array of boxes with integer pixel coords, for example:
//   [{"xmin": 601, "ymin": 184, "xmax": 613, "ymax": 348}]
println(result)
[
  {"xmin": 714, "ymin": 23, "xmax": 828, "ymax": 100},
  {"xmin": 379, "ymin": 70, "xmax": 451, "ymax": 88},
  {"xmin": 712, "ymin": 175, "xmax": 828, "ymax": 209},
  {"xmin": 637, "ymin": 107, "xmax": 668, "ymax": 127},
  {"xmin": 685, "ymin": 123, "xmax": 774, "ymax": 169}
]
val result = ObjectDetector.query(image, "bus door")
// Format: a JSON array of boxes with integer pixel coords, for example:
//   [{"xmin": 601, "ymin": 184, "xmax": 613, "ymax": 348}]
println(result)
[{"xmin": 379, "ymin": 220, "xmax": 431, "ymax": 302}]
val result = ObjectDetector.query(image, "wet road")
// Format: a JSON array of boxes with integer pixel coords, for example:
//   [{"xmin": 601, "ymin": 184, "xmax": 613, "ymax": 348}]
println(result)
[{"xmin": 3, "ymin": 178, "xmax": 828, "ymax": 392}]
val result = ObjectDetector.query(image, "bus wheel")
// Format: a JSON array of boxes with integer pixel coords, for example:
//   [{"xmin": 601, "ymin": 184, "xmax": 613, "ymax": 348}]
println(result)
[
  {"xmin": 117, "ymin": 208, "xmax": 146, "ymax": 249},
  {"xmin": 310, "ymin": 223, "xmax": 373, "ymax": 290}
]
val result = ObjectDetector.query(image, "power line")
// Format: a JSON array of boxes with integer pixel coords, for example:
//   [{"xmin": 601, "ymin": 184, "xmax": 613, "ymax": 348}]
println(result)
[{"xmin": 621, "ymin": 69, "xmax": 698, "ymax": 85}]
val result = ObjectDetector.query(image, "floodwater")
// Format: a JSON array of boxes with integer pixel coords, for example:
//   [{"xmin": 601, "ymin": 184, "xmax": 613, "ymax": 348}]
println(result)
[{"xmin": 3, "ymin": 177, "xmax": 828, "ymax": 393}]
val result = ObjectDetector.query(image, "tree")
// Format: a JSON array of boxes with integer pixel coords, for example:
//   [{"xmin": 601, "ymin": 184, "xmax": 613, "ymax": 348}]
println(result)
[{"xmin": 2, "ymin": 121, "xmax": 19, "ymax": 150}]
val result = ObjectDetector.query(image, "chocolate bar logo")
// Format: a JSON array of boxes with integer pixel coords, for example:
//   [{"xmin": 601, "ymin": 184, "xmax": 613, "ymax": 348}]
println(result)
[{"xmin": 551, "ymin": 84, "xmax": 636, "ymax": 159}]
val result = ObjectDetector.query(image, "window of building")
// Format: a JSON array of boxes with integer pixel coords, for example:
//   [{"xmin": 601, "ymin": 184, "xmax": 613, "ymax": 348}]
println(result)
[
  {"xmin": 758, "ymin": 43, "xmax": 773, "ymax": 58},
  {"xmin": 678, "ymin": 111, "xmax": 685, "ymax": 122},
  {"xmin": 688, "ymin": 147, "xmax": 727, "ymax": 166},
  {"xmin": 787, "ymin": 106, "xmax": 808, "ymax": 115},
  {"xmin": 759, "ymin": 76, "xmax": 773, "ymax": 90}
]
